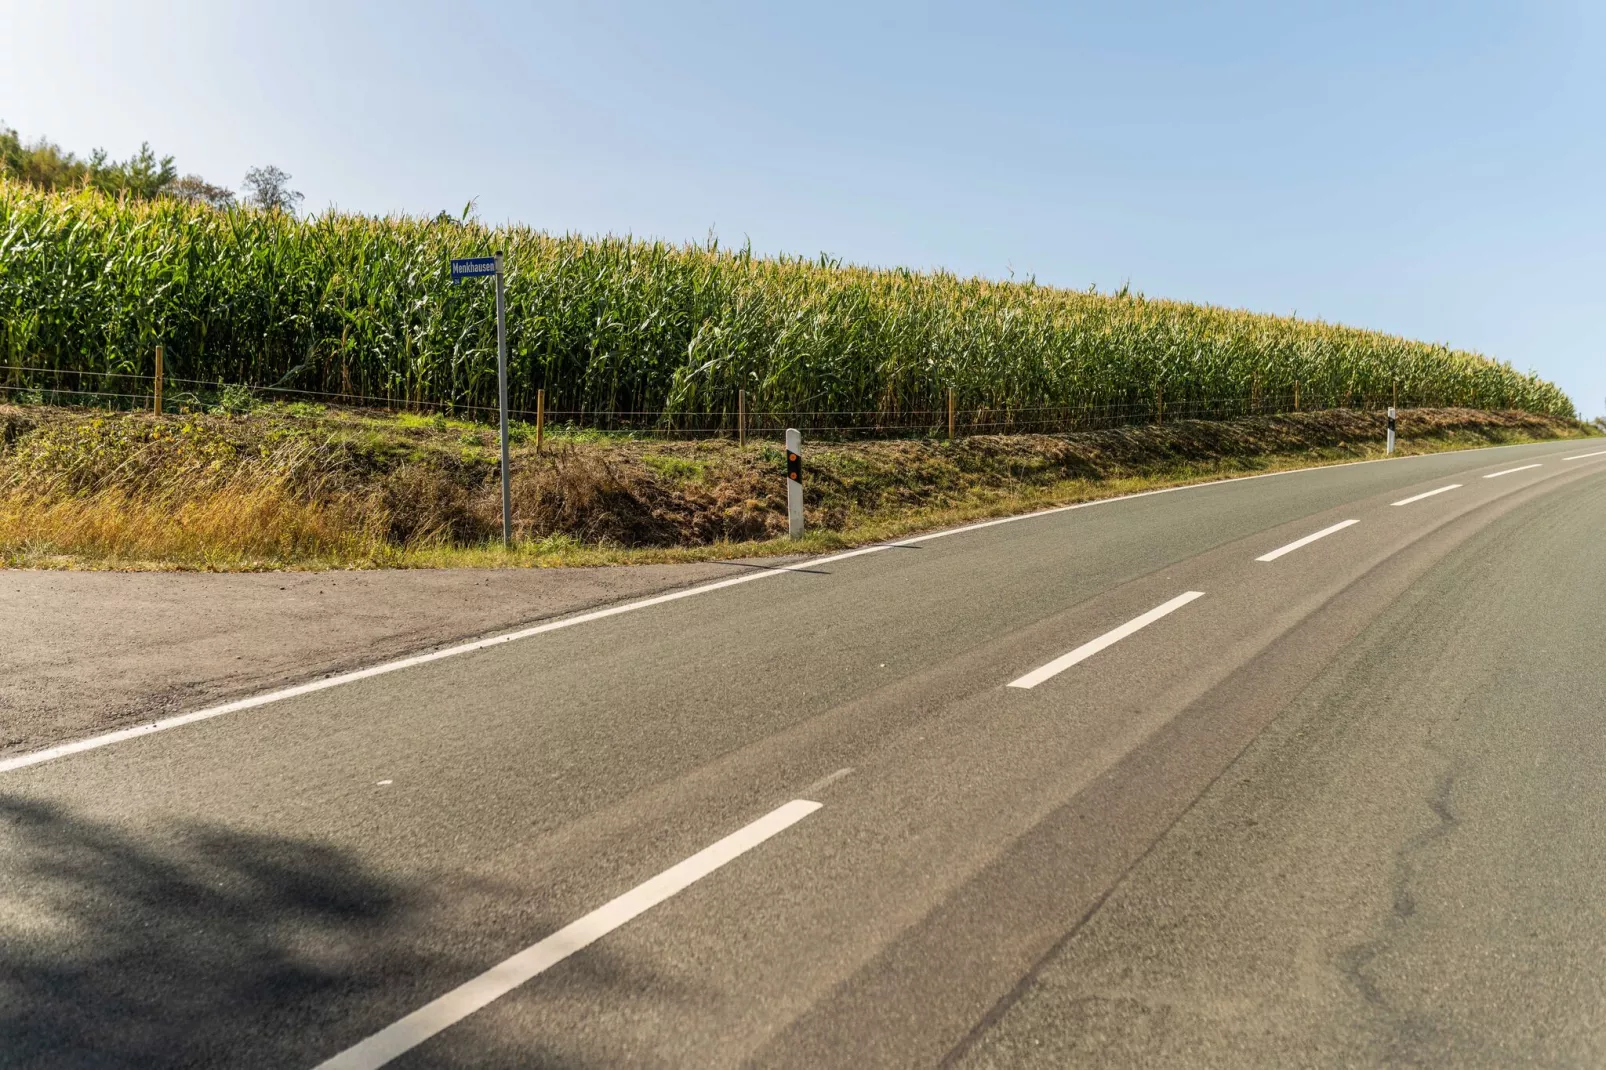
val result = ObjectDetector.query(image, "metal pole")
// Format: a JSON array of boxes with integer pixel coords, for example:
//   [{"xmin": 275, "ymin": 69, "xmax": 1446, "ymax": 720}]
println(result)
[
  {"xmin": 154, "ymin": 344, "xmax": 163, "ymax": 414},
  {"xmin": 785, "ymin": 427, "xmax": 803, "ymax": 540},
  {"xmin": 494, "ymin": 253, "xmax": 512, "ymax": 547}
]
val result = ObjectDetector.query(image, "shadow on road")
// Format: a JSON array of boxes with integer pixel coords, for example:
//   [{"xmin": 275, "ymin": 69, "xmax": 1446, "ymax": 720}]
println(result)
[
  {"xmin": 0, "ymin": 794, "xmax": 445, "ymax": 1068},
  {"xmin": 0, "ymin": 793, "xmax": 716, "ymax": 1068}
]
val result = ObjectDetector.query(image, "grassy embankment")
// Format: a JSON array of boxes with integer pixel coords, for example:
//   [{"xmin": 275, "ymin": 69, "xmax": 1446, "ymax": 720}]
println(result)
[
  {"xmin": 0, "ymin": 402, "xmax": 1593, "ymax": 571},
  {"xmin": 0, "ymin": 179, "xmax": 1586, "ymax": 569}
]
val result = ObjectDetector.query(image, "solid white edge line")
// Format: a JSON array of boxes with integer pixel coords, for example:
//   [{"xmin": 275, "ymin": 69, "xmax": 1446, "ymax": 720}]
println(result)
[
  {"xmin": 1563, "ymin": 449, "xmax": 1606, "ymax": 461},
  {"xmin": 1391, "ymin": 484, "xmax": 1463, "ymax": 507},
  {"xmin": 1255, "ymin": 519, "xmax": 1360, "ymax": 562},
  {"xmin": 885, "ymin": 439, "xmax": 1556, "ymax": 548},
  {"xmin": 1006, "ymin": 591, "xmax": 1205, "ymax": 690},
  {"xmin": 0, "ymin": 438, "xmax": 1571, "ymax": 775},
  {"xmin": 310, "ymin": 799, "xmax": 822, "ymax": 1070},
  {"xmin": 0, "ymin": 549, "xmax": 887, "ymax": 775},
  {"xmin": 1483, "ymin": 464, "xmax": 1542, "ymax": 479}
]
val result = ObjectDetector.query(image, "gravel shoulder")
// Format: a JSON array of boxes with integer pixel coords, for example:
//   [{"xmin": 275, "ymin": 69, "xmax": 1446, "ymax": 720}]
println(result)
[{"xmin": 0, "ymin": 561, "xmax": 767, "ymax": 758}]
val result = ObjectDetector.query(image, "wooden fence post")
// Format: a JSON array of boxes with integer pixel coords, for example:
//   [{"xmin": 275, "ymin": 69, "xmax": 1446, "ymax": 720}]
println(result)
[
  {"xmin": 1294, "ymin": 380, "xmax": 1300, "ymax": 412},
  {"xmin": 948, "ymin": 387, "xmax": 955, "ymax": 439},
  {"xmin": 739, "ymin": 388, "xmax": 746, "ymax": 447},
  {"xmin": 535, "ymin": 388, "xmax": 545, "ymax": 454},
  {"xmin": 154, "ymin": 345, "xmax": 163, "ymax": 414}
]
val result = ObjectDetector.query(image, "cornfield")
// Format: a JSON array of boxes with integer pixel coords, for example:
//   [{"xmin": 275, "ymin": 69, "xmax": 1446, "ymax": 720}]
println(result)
[{"xmin": 0, "ymin": 179, "xmax": 1575, "ymax": 431}]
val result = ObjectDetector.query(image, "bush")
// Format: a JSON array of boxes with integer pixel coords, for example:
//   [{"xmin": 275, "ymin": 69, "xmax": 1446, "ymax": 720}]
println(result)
[{"xmin": 211, "ymin": 384, "xmax": 261, "ymax": 415}]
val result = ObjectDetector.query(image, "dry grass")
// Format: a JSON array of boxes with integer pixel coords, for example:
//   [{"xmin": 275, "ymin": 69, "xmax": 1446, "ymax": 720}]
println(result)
[
  {"xmin": 0, "ymin": 486, "xmax": 386, "ymax": 569},
  {"xmin": 0, "ymin": 402, "xmax": 1595, "ymax": 571}
]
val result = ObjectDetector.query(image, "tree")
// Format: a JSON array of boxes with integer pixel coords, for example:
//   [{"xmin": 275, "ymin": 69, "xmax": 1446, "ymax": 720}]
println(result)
[
  {"xmin": 1, "ymin": 125, "xmax": 203, "ymax": 201},
  {"xmin": 432, "ymin": 200, "xmax": 480, "ymax": 227},
  {"xmin": 88, "ymin": 142, "xmax": 177, "ymax": 199},
  {"xmin": 242, "ymin": 164, "xmax": 304, "ymax": 214},
  {"xmin": 3, "ymin": 124, "xmax": 244, "ymax": 208},
  {"xmin": 164, "ymin": 174, "xmax": 235, "ymax": 209},
  {"xmin": 2, "ymin": 124, "xmax": 91, "ymax": 190}
]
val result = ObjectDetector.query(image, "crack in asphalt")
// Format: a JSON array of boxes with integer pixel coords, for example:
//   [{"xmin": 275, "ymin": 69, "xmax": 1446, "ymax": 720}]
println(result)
[{"xmin": 1333, "ymin": 768, "xmax": 1462, "ymax": 1063}]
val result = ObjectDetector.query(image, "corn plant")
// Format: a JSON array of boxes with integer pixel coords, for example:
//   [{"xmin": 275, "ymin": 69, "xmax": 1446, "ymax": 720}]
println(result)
[{"xmin": 0, "ymin": 179, "xmax": 1576, "ymax": 431}]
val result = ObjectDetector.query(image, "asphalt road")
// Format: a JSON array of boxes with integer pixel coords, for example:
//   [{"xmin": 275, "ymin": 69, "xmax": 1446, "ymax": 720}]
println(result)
[
  {"xmin": 3, "ymin": 439, "xmax": 1604, "ymax": 1069},
  {"xmin": 0, "ymin": 561, "xmax": 767, "ymax": 758}
]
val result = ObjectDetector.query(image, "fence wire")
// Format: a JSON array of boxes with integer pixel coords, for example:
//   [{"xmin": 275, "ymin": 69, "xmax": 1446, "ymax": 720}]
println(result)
[{"xmin": 0, "ymin": 363, "xmax": 1471, "ymax": 440}]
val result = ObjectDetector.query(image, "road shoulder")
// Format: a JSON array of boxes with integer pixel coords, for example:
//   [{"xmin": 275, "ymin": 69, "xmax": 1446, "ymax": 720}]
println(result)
[{"xmin": 0, "ymin": 561, "xmax": 769, "ymax": 757}]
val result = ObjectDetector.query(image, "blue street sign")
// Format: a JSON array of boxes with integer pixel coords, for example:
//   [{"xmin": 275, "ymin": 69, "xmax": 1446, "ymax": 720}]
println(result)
[{"xmin": 450, "ymin": 256, "xmax": 498, "ymax": 281}]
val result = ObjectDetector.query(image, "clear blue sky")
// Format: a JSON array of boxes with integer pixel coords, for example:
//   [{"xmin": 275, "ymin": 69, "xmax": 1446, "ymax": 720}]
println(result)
[{"xmin": 4, "ymin": 1, "xmax": 1601, "ymax": 416}]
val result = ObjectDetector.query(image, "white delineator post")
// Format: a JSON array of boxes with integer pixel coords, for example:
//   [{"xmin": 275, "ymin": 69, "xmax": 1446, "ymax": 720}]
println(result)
[
  {"xmin": 1386, "ymin": 405, "xmax": 1397, "ymax": 455},
  {"xmin": 494, "ymin": 253, "xmax": 512, "ymax": 546},
  {"xmin": 785, "ymin": 427, "xmax": 803, "ymax": 540}
]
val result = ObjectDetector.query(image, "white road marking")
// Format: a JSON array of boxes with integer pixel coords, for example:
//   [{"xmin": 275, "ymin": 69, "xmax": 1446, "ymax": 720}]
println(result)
[
  {"xmin": 1563, "ymin": 449, "xmax": 1606, "ymax": 461},
  {"xmin": 805, "ymin": 767, "xmax": 855, "ymax": 794},
  {"xmin": 311, "ymin": 799, "xmax": 822, "ymax": 1070},
  {"xmin": 1255, "ymin": 519, "xmax": 1360, "ymax": 562},
  {"xmin": 889, "ymin": 462, "xmax": 1356, "ymax": 547},
  {"xmin": 0, "ymin": 440, "xmax": 1557, "ymax": 775},
  {"xmin": 886, "ymin": 442, "xmax": 1532, "ymax": 548},
  {"xmin": 1392, "ymin": 484, "xmax": 1462, "ymax": 506},
  {"xmin": 0, "ymin": 548, "xmax": 886, "ymax": 775},
  {"xmin": 1007, "ymin": 591, "xmax": 1205, "ymax": 690},
  {"xmin": 1483, "ymin": 464, "xmax": 1542, "ymax": 479}
]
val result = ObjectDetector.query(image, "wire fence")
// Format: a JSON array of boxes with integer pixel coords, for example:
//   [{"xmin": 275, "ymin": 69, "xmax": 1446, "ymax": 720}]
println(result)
[{"xmin": 0, "ymin": 362, "xmax": 1475, "ymax": 440}]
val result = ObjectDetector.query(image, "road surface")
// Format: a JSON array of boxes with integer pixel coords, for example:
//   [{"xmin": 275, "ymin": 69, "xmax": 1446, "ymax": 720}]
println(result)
[{"xmin": 3, "ymin": 439, "xmax": 1605, "ymax": 1068}]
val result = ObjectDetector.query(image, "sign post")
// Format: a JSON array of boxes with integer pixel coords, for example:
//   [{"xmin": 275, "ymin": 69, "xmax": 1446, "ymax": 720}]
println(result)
[
  {"xmin": 1386, "ymin": 406, "xmax": 1397, "ymax": 455},
  {"xmin": 452, "ymin": 254, "xmax": 513, "ymax": 546},
  {"xmin": 785, "ymin": 427, "xmax": 804, "ymax": 540}
]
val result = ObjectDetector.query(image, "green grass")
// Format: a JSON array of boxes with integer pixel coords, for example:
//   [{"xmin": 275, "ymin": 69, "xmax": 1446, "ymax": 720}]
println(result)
[
  {"xmin": 0, "ymin": 179, "xmax": 1575, "ymax": 434},
  {"xmin": 639, "ymin": 453, "xmax": 707, "ymax": 482}
]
